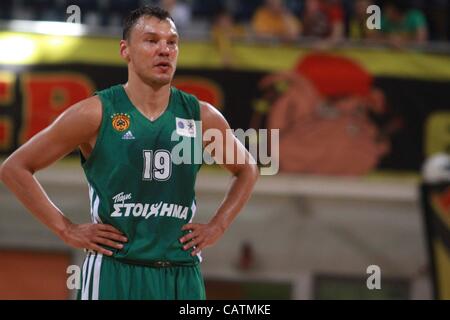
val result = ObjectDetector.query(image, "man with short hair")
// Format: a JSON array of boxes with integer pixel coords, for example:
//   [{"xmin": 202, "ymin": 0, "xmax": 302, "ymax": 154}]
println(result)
[
  {"xmin": 0, "ymin": 6, "xmax": 258, "ymax": 300},
  {"xmin": 381, "ymin": 0, "xmax": 428, "ymax": 46}
]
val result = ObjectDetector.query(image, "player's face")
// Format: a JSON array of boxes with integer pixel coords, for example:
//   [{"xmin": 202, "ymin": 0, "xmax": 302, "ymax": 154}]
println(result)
[{"xmin": 124, "ymin": 16, "xmax": 179, "ymax": 86}]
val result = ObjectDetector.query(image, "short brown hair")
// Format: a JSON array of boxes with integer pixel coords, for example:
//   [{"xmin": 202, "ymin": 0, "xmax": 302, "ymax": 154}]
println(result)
[{"xmin": 122, "ymin": 6, "xmax": 174, "ymax": 40}]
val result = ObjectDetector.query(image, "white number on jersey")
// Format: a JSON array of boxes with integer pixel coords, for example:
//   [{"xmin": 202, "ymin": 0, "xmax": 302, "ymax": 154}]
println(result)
[{"xmin": 142, "ymin": 150, "xmax": 172, "ymax": 181}]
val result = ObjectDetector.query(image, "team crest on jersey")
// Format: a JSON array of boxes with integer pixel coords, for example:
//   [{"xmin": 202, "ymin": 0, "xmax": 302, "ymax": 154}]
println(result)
[{"xmin": 111, "ymin": 113, "xmax": 130, "ymax": 132}]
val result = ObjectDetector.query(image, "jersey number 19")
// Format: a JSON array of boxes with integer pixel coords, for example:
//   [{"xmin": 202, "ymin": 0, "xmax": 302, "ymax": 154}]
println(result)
[{"xmin": 142, "ymin": 150, "xmax": 172, "ymax": 181}]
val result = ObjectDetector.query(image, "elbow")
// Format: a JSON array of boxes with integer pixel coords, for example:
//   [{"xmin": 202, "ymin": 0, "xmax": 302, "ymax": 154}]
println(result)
[
  {"xmin": 0, "ymin": 159, "xmax": 11, "ymax": 184},
  {"xmin": 248, "ymin": 163, "xmax": 259, "ymax": 185},
  {"xmin": 233, "ymin": 162, "xmax": 259, "ymax": 185},
  {"xmin": 0, "ymin": 157, "xmax": 22, "ymax": 185}
]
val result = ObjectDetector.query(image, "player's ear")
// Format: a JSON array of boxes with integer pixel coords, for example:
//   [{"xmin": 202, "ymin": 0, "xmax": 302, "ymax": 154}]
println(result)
[{"xmin": 120, "ymin": 40, "xmax": 130, "ymax": 62}]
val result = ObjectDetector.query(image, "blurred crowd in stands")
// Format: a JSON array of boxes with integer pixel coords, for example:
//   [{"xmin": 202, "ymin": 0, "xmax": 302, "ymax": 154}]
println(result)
[{"xmin": 1, "ymin": 0, "xmax": 449, "ymax": 47}]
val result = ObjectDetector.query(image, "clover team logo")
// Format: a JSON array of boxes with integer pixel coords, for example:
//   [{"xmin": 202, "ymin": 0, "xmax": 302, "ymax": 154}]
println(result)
[{"xmin": 111, "ymin": 113, "xmax": 130, "ymax": 132}]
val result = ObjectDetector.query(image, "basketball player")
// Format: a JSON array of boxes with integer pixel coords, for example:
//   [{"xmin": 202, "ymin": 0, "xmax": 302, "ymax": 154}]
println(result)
[{"xmin": 0, "ymin": 6, "xmax": 258, "ymax": 299}]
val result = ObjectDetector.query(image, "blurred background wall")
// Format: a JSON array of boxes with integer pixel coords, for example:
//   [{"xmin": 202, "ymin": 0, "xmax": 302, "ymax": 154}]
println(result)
[{"xmin": 0, "ymin": 0, "xmax": 449, "ymax": 299}]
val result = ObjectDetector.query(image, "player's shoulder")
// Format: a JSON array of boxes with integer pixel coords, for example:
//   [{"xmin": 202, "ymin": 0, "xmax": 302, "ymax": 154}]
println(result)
[
  {"xmin": 173, "ymin": 86, "xmax": 199, "ymax": 105},
  {"xmin": 198, "ymin": 100, "xmax": 216, "ymax": 116},
  {"xmin": 198, "ymin": 99, "xmax": 222, "ymax": 116},
  {"xmin": 171, "ymin": 85, "xmax": 223, "ymax": 123},
  {"xmin": 70, "ymin": 95, "xmax": 102, "ymax": 117},
  {"xmin": 43, "ymin": 95, "xmax": 102, "ymax": 138},
  {"xmin": 59, "ymin": 95, "xmax": 102, "ymax": 131},
  {"xmin": 95, "ymin": 84, "xmax": 123, "ymax": 100},
  {"xmin": 198, "ymin": 100, "xmax": 229, "ymax": 130},
  {"xmin": 172, "ymin": 86, "xmax": 204, "ymax": 120},
  {"xmin": 70, "ymin": 83, "xmax": 123, "ymax": 118}
]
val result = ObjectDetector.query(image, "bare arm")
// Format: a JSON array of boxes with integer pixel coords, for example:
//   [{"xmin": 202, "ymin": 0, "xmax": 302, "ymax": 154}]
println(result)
[
  {"xmin": 180, "ymin": 101, "xmax": 259, "ymax": 256},
  {"xmin": 0, "ymin": 96, "xmax": 127, "ymax": 255}
]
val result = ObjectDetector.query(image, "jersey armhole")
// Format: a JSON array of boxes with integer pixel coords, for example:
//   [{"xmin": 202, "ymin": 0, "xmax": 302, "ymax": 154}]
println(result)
[{"xmin": 81, "ymin": 94, "xmax": 107, "ymax": 170}]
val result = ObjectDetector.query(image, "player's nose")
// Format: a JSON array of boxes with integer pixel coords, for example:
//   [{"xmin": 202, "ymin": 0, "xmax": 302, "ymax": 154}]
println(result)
[{"xmin": 157, "ymin": 41, "xmax": 170, "ymax": 56}]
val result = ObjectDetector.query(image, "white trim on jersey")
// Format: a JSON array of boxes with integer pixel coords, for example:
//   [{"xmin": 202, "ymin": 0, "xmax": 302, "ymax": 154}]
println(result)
[
  {"xmin": 189, "ymin": 200, "xmax": 202, "ymax": 263},
  {"xmin": 91, "ymin": 253, "xmax": 103, "ymax": 300},
  {"xmin": 81, "ymin": 253, "xmax": 95, "ymax": 300},
  {"xmin": 88, "ymin": 185, "xmax": 95, "ymax": 223},
  {"xmin": 88, "ymin": 183, "xmax": 103, "ymax": 224},
  {"xmin": 92, "ymin": 194, "xmax": 101, "ymax": 223},
  {"xmin": 81, "ymin": 252, "xmax": 89, "ymax": 297}
]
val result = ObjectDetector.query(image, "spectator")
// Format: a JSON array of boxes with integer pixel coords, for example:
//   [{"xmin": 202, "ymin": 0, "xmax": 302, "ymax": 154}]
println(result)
[
  {"xmin": 160, "ymin": 0, "xmax": 192, "ymax": 32},
  {"xmin": 251, "ymin": 0, "xmax": 301, "ymax": 41},
  {"xmin": 210, "ymin": 8, "xmax": 245, "ymax": 67},
  {"xmin": 349, "ymin": 0, "xmax": 378, "ymax": 40},
  {"xmin": 380, "ymin": 0, "xmax": 428, "ymax": 47},
  {"xmin": 302, "ymin": 0, "xmax": 344, "ymax": 42}
]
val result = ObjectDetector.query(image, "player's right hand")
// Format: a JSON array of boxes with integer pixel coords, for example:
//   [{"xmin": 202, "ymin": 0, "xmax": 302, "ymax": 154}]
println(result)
[{"xmin": 60, "ymin": 222, "xmax": 128, "ymax": 256}]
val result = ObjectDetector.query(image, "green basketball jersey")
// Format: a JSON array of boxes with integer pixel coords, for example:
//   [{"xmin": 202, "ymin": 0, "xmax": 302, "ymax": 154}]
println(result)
[{"xmin": 80, "ymin": 84, "xmax": 203, "ymax": 265}]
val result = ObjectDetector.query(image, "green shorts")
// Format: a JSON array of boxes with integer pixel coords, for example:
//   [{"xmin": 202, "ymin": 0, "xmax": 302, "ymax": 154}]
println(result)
[{"xmin": 77, "ymin": 252, "xmax": 206, "ymax": 300}]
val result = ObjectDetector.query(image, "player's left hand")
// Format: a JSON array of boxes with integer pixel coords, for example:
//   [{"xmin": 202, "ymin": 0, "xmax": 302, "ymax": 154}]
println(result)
[{"xmin": 179, "ymin": 222, "xmax": 224, "ymax": 256}]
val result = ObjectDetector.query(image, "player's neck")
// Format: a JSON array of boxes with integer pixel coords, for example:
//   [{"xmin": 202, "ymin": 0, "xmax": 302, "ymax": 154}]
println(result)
[{"xmin": 123, "ymin": 78, "xmax": 171, "ymax": 119}]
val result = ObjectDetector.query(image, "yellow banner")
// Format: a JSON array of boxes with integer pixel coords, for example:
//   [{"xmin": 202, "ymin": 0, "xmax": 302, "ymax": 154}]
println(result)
[{"xmin": 1, "ymin": 31, "xmax": 450, "ymax": 80}]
